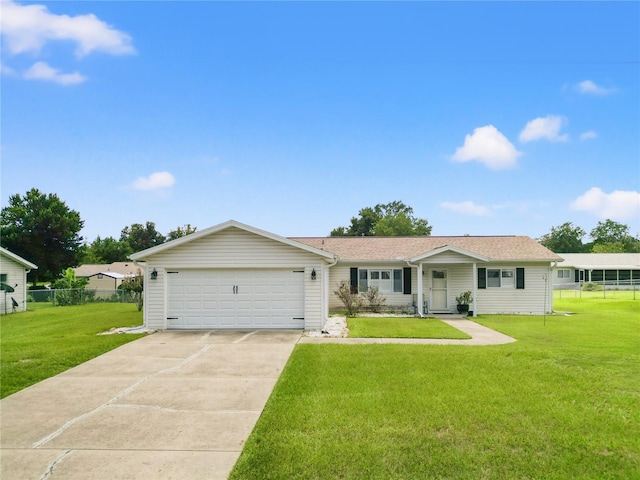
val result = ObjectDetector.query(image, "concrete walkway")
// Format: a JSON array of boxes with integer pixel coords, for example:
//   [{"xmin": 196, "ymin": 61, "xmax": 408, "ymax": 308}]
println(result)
[
  {"xmin": 299, "ymin": 316, "xmax": 517, "ymax": 345},
  {"xmin": 0, "ymin": 330, "xmax": 301, "ymax": 480}
]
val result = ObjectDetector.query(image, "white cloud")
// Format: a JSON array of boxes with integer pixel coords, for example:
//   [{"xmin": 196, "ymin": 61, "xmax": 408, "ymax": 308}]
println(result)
[
  {"xmin": 0, "ymin": 0, "xmax": 135, "ymax": 58},
  {"xmin": 571, "ymin": 187, "xmax": 640, "ymax": 221},
  {"xmin": 0, "ymin": 63, "xmax": 17, "ymax": 76},
  {"xmin": 440, "ymin": 201, "xmax": 492, "ymax": 217},
  {"xmin": 23, "ymin": 61, "xmax": 86, "ymax": 85},
  {"xmin": 580, "ymin": 130, "xmax": 598, "ymax": 140},
  {"xmin": 575, "ymin": 80, "xmax": 616, "ymax": 96},
  {"xmin": 131, "ymin": 172, "xmax": 176, "ymax": 191},
  {"xmin": 519, "ymin": 115, "xmax": 569, "ymax": 143},
  {"xmin": 452, "ymin": 125, "xmax": 521, "ymax": 170}
]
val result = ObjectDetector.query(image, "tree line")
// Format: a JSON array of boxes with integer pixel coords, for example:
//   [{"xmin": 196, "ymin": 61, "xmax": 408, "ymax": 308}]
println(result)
[
  {"xmin": 0, "ymin": 188, "xmax": 197, "ymax": 284},
  {"xmin": 2, "ymin": 188, "xmax": 637, "ymax": 285},
  {"xmin": 538, "ymin": 220, "xmax": 640, "ymax": 253}
]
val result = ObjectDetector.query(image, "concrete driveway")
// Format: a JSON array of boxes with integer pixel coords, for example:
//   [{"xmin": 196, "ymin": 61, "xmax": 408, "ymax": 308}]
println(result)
[{"xmin": 0, "ymin": 330, "xmax": 301, "ymax": 480}]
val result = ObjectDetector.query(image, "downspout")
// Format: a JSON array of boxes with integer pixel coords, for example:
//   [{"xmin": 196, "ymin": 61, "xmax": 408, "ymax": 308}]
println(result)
[
  {"xmin": 323, "ymin": 256, "xmax": 339, "ymax": 320},
  {"xmin": 406, "ymin": 260, "xmax": 424, "ymax": 317},
  {"xmin": 472, "ymin": 262, "xmax": 477, "ymax": 317}
]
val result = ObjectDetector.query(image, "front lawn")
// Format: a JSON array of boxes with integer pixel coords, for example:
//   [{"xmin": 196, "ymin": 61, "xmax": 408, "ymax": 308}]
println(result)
[
  {"xmin": 347, "ymin": 316, "xmax": 471, "ymax": 339},
  {"xmin": 231, "ymin": 297, "xmax": 640, "ymax": 479},
  {"xmin": 1, "ymin": 303, "xmax": 144, "ymax": 398}
]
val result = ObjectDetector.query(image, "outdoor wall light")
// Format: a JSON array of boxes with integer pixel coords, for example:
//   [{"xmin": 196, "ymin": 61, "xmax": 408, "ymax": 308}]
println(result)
[
  {"xmin": 311, "ymin": 268, "xmax": 317, "ymax": 280},
  {"xmin": 151, "ymin": 268, "xmax": 158, "ymax": 280}
]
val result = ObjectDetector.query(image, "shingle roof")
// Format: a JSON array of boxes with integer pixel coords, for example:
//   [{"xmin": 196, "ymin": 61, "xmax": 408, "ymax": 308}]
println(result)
[{"xmin": 290, "ymin": 236, "xmax": 562, "ymax": 262}]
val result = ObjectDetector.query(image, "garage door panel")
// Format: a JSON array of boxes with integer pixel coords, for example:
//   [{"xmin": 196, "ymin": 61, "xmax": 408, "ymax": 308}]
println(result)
[{"xmin": 167, "ymin": 269, "xmax": 304, "ymax": 329}]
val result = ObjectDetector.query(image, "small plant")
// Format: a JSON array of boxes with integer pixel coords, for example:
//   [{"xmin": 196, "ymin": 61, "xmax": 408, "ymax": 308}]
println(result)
[
  {"xmin": 455, "ymin": 291, "xmax": 473, "ymax": 305},
  {"xmin": 582, "ymin": 282, "xmax": 603, "ymax": 291},
  {"xmin": 362, "ymin": 286, "xmax": 386, "ymax": 313},
  {"xmin": 334, "ymin": 280, "xmax": 364, "ymax": 317}
]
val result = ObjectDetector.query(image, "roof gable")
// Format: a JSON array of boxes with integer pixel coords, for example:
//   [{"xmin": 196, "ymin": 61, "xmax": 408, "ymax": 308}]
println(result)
[
  {"xmin": 130, "ymin": 220, "xmax": 336, "ymax": 261},
  {"xmin": 410, "ymin": 245, "xmax": 490, "ymax": 263}
]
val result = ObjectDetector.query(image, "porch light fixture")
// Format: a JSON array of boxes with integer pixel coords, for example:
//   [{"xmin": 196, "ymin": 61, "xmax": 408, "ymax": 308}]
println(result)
[
  {"xmin": 150, "ymin": 268, "xmax": 158, "ymax": 280},
  {"xmin": 311, "ymin": 268, "xmax": 317, "ymax": 280}
]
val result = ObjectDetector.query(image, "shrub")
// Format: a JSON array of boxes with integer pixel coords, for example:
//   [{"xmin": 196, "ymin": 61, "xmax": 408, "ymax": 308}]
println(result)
[
  {"xmin": 582, "ymin": 282, "xmax": 603, "ymax": 291},
  {"xmin": 362, "ymin": 286, "xmax": 386, "ymax": 313},
  {"xmin": 334, "ymin": 280, "xmax": 363, "ymax": 317}
]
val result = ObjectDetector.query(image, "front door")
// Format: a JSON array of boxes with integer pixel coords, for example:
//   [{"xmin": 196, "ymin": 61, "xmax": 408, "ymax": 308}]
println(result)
[{"xmin": 431, "ymin": 270, "xmax": 448, "ymax": 311}]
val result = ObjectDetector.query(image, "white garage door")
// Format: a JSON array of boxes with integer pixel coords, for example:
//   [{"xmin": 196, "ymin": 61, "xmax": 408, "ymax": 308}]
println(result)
[{"xmin": 166, "ymin": 269, "xmax": 305, "ymax": 329}]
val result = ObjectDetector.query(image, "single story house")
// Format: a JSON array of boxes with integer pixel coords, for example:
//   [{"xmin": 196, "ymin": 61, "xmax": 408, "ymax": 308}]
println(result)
[
  {"xmin": 130, "ymin": 220, "xmax": 562, "ymax": 331},
  {"xmin": 0, "ymin": 247, "xmax": 38, "ymax": 314},
  {"xmin": 553, "ymin": 253, "xmax": 640, "ymax": 288},
  {"xmin": 74, "ymin": 262, "xmax": 139, "ymax": 281}
]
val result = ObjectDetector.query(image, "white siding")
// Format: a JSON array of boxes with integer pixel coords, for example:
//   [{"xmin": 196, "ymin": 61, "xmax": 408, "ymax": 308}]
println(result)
[
  {"xmin": 142, "ymin": 227, "xmax": 326, "ymax": 330},
  {"xmin": 423, "ymin": 265, "xmax": 476, "ymax": 313},
  {"xmin": 0, "ymin": 254, "xmax": 29, "ymax": 314},
  {"xmin": 329, "ymin": 261, "xmax": 554, "ymax": 315},
  {"xmin": 554, "ymin": 268, "xmax": 576, "ymax": 285},
  {"xmin": 148, "ymin": 227, "xmax": 323, "ymax": 267},
  {"xmin": 477, "ymin": 264, "xmax": 552, "ymax": 314},
  {"xmin": 328, "ymin": 264, "xmax": 416, "ymax": 311}
]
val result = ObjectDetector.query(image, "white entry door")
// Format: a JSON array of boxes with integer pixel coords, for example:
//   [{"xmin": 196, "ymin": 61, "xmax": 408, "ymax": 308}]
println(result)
[{"xmin": 431, "ymin": 270, "xmax": 448, "ymax": 311}]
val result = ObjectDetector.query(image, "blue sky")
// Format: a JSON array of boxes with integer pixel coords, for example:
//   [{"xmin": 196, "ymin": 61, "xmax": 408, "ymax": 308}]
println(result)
[{"xmin": 2, "ymin": 1, "xmax": 639, "ymax": 244}]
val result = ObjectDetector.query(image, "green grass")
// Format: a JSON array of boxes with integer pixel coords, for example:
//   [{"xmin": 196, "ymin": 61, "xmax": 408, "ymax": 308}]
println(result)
[
  {"xmin": 1, "ymin": 303, "xmax": 144, "ymax": 398},
  {"xmin": 231, "ymin": 297, "xmax": 640, "ymax": 479},
  {"xmin": 347, "ymin": 316, "xmax": 471, "ymax": 339}
]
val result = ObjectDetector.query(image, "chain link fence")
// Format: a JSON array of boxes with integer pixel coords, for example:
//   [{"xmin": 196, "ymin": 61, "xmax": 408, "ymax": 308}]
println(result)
[
  {"xmin": 27, "ymin": 288, "xmax": 141, "ymax": 306},
  {"xmin": 553, "ymin": 280, "xmax": 638, "ymax": 299}
]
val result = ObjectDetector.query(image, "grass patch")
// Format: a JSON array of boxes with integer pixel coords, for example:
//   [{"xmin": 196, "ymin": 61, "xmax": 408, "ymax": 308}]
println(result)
[
  {"xmin": 347, "ymin": 316, "xmax": 471, "ymax": 339},
  {"xmin": 1, "ymin": 303, "xmax": 144, "ymax": 398},
  {"xmin": 231, "ymin": 297, "xmax": 640, "ymax": 479}
]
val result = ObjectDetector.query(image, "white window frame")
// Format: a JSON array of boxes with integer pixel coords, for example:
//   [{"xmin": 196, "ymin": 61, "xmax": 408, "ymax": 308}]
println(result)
[
  {"xmin": 557, "ymin": 269, "xmax": 571, "ymax": 279},
  {"xmin": 359, "ymin": 268, "xmax": 403, "ymax": 293},
  {"xmin": 487, "ymin": 268, "xmax": 515, "ymax": 288}
]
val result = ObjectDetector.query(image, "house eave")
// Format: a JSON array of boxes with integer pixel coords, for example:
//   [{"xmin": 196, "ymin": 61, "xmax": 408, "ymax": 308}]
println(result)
[
  {"xmin": 0, "ymin": 247, "xmax": 38, "ymax": 270},
  {"xmin": 129, "ymin": 219, "xmax": 336, "ymax": 262}
]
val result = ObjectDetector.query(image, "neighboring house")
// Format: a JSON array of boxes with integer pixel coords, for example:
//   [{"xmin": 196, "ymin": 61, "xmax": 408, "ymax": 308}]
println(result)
[
  {"xmin": 0, "ymin": 247, "xmax": 38, "ymax": 314},
  {"xmin": 553, "ymin": 253, "xmax": 640, "ymax": 288},
  {"xmin": 86, "ymin": 272, "xmax": 127, "ymax": 291},
  {"xmin": 130, "ymin": 220, "xmax": 562, "ymax": 331},
  {"xmin": 74, "ymin": 262, "xmax": 139, "ymax": 288}
]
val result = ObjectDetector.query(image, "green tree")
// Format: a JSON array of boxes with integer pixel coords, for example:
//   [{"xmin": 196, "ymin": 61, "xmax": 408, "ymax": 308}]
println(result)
[
  {"xmin": 120, "ymin": 222, "xmax": 165, "ymax": 253},
  {"xmin": 85, "ymin": 236, "xmax": 132, "ymax": 263},
  {"xmin": 588, "ymin": 219, "xmax": 640, "ymax": 253},
  {"xmin": 119, "ymin": 268, "xmax": 144, "ymax": 311},
  {"xmin": 538, "ymin": 222, "xmax": 586, "ymax": 253},
  {"xmin": 330, "ymin": 201, "xmax": 432, "ymax": 237},
  {"xmin": 167, "ymin": 224, "xmax": 197, "ymax": 241},
  {"xmin": 0, "ymin": 188, "xmax": 84, "ymax": 285}
]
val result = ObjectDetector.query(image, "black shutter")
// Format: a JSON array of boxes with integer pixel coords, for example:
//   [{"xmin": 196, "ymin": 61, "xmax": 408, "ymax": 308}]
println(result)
[
  {"xmin": 478, "ymin": 268, "xmax": 486, "ymax": 289},
  {"xmin": 350, "ymin": 267, "xmax": 358, "ymax": 294},
  {"xmin": 516, "ymin": 268, "xmax": 525, "ymax": 289},
  {"xmin": 574, "ymin": 269, "xmax": 580, "ymax": 283},
  {"xmin": 403, "ymin": 267, "xmax": 412, "ymax": 294}
]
